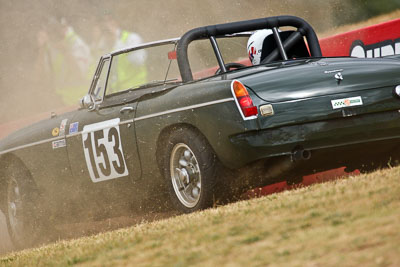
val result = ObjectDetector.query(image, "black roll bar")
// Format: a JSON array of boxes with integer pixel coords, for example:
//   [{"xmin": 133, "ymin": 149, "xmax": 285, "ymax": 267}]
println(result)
[
  {"xmin": 272, "ymin": 27, "xmax": 288, "ymax": 61},
  {"xmin": 261, "ymin": 31, "xmax": 304, "ymax": 64},
  {"xmin": 209, "ymin": 36, "xmax": 226, "ymax": 73},
  {"xmin": 176, "ymin": 15, "xmax": 322, "ymax": 82}
]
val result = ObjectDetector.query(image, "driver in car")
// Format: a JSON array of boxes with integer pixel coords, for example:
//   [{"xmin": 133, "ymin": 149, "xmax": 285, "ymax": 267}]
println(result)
[
  {"xmin": 247, "ymin": 28, "xmax": 310, "ymax": 65},
  {"xmin": 247, "ymin": 29, "xmax": 273, "ymax": 65}
]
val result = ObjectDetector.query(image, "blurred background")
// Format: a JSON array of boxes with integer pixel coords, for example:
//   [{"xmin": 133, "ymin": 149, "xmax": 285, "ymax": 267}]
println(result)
[{"xmin": 0, "ymin": 0, "xmax": 399, "ymax": 124}]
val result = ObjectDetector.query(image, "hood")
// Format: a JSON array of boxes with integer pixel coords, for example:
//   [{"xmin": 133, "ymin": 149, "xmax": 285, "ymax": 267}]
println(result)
[{"xmin": 230, "ymin": 57, "xmax": 400, "ymax": 103}]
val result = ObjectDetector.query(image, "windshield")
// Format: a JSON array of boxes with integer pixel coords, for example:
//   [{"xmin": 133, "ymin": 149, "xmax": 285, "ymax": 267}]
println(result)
[
  {"xmin": 105, "ymin": 42, "xmax": 181, "ymax": 96},
  {"xmin": 93, "ymin": 30, "xmax": 311, "ymax": 96}
]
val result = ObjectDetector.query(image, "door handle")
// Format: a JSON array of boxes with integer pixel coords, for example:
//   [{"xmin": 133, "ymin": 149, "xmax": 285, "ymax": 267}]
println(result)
[{"xmin": 120, "ymin": 107, "xmax": 135, "ymax": 114}]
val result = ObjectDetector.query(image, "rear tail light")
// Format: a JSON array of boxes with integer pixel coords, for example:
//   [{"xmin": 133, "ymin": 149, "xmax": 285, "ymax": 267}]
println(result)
[{"xmin": 231, "ymin": 80, "xmax": 258, "ymax": 120}]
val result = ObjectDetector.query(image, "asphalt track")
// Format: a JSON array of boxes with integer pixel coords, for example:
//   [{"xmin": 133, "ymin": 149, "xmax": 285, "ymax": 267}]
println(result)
[{"xmin": 0, "ymin": 211, "xmax": 13, "ymax": 254}]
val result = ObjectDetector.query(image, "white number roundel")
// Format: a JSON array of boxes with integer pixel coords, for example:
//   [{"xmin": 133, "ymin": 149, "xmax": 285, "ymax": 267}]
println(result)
[{"xmin": 82, "ymin": 118, "xmax": 129, "ymax": 183}]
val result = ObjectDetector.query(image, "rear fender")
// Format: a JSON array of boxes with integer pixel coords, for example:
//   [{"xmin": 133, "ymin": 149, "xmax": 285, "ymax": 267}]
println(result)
[{"xmin": 135, "ymin": 81, "xmax": 259, "ymax": 178}]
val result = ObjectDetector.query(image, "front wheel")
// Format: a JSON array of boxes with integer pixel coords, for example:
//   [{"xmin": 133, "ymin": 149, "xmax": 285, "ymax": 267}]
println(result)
[
  {"xmin": 162, "ymin": 127, "xmax": 218, "ymax": 213},
  {"xmin": 4, "ymin": 165, "xmax": 44, "ymax": 249}
]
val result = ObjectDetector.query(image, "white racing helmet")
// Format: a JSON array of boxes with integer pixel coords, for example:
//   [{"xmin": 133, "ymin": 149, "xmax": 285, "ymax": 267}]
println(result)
[{"xmin": 247, "ymin": 29, "xmax": 273, "ymax": 65}]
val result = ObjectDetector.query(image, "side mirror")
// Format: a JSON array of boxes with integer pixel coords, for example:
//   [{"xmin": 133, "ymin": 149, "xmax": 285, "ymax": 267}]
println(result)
[{"xmin": 80, "ymin": 94, "xmax": 97, "ymax": 111}]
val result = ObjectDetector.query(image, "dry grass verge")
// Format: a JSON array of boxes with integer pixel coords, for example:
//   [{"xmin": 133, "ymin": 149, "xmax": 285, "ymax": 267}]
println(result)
[{"xmin": 1, "ymin": 166, "xmax": 400, "ymax": 266}]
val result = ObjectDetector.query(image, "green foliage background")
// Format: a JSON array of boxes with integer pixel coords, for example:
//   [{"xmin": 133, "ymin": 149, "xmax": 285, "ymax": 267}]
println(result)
[{"xmin": 335, "ymin": 0, "xmax": 400, "ymax": 25}]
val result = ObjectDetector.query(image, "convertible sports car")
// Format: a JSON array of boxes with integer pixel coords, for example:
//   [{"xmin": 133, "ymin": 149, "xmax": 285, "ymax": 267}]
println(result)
[{"xmin": 1, "ymin": 15, "xmax": 400, "ymax": 248}]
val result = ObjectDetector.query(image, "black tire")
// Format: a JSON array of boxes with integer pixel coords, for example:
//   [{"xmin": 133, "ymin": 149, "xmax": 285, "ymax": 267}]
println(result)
[
  {"xmin": 162, "ymin": 127, "xmax": 218, "ymax": 213},
  {"xmin": 4, "ymin": 164, "xmax": 44, "ymax": 249}
]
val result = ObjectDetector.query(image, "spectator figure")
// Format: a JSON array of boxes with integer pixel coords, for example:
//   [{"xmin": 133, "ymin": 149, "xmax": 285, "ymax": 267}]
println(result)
[
  {"xmin": 53, "ymin": 18, "xmax": 92, "ymax": 105},
  {"xmin": 89, "ymin": 23, "xmax": 111, "ymax": 61},
  {"xmin": 31, "ymin": 28, "xmax": 67, "ymax": 111},
  {"xmin": 34, "ymin": 29, "xmax": 55, "ymax": 89},
  {"xmin": 104, "ymin": 17, "xmax": 147, "ymax": 93},
  {"xmin": 61, "ymin": 19, "xmax": 92, "ymax": 76},
  {"xmin": 35, "ymin": 18, "xmax": 92, "ymax": 106}
]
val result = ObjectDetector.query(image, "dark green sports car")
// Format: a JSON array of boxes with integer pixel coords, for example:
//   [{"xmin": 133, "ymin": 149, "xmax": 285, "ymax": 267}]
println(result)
[{"xmin": 1, "ymin": 16, "xmax": 400, "ymax": 248}]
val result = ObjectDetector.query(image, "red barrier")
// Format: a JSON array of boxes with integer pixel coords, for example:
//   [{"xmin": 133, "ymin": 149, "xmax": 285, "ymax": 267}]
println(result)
[
  {"xmin": 245, "ymin": 168, "xmax": 360, "ymax": 199},
  {"xmin": 320, "ymin": 19, "xmax": 400, "ymax": 57}
]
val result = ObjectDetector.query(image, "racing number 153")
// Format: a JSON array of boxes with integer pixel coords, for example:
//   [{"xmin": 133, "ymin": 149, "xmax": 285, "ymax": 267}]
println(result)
[{"xmin": 82, "ymin": 119, "xmax": 128, "ymax": 182}]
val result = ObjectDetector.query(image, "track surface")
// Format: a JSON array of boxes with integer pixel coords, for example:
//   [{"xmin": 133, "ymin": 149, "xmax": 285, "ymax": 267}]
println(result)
[{"xmin": 0, "ymin": 211, "xmax": 13, "ymax": 254}]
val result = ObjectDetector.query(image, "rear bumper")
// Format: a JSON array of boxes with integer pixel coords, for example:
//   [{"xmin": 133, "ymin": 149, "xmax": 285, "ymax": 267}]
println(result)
[{"xmin": 230, "ymin": 109, "xmax": 400, "ymax": 161}]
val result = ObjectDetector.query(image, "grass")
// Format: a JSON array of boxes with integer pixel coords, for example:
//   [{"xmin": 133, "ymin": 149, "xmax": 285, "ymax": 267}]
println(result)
[{"xmin": 1, "ymin": 167, "xmax": 400, "ymax": 266}]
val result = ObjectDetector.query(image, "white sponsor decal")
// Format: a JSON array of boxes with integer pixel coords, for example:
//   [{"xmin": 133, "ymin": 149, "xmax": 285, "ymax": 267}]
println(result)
[
  {"xmin": 350, "ymin": 39, "xmax": 400, "ymax": 58},
  {"xmin": 324, "ymin": 69, "xmax": 343, "ymax": 74},
  {"xmin": 82, "ymin": 118, "xmax": 128, "ymax": 183},
  {"xmin": 59, "ymin": 119, "xmax": 68, "ymax": 135},
  {"xmin": 52, "ymin": 139, "xmax": 66, "ymax": 149},
  {"xmin": 331, "ymin": 96, "xmax": 363, "ymax": 109}
]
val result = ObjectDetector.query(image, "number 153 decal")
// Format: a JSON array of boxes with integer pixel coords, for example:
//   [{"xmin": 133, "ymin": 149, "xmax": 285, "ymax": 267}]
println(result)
[{"xmin": 82, "ymin": 118, "xmax": 129, "ymax": 183}]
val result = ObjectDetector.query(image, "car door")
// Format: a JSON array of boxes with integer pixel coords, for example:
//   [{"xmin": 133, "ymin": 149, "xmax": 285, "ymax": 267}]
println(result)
[{"xmin": 65, "ymin": 57, "xmax": 142, "ymax": 211}]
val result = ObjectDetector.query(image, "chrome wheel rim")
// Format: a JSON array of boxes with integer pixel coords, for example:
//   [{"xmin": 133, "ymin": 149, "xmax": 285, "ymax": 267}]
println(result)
[
  {"xmin": 7, "ymin": 178, "xmax": 25, "ymax": 243},
  {"xmin": 170, "ymin": 143, "xmax": 201, "ymax": 208}
]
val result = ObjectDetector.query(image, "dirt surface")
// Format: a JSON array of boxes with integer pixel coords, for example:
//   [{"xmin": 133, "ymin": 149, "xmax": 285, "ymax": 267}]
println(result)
[
  {"xmin": 4, "ymin": 167, "xmax": 400, "ymax": 266},
  {"xmin": 0, "ymin": 168, "xmax": 355, "ymax": 255},
  {"xmin": 0, "ymin": 208, "xmax": 178, "ymax": 255},
  {"xmin": 0, "ymin": 212, "xmax": 13, "ymax": 254},
  {"xmin": 0, "ymin": 210, "xmax": 179, "ymax": 255},
  {"xmin": 54, "ymin": 210, "xmax": 179, "ymax": 241}
]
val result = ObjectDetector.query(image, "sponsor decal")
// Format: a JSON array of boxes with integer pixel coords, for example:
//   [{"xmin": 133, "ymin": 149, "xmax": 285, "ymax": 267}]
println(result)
[
  {"xmin": 52, "ymin": 127, "xmax": 60, "ymax": 137},
  {"xmin": 52, "ymin": 139, "xmax": 66, "ymax": 149},
  {"xmin": 350, "ymin": 39, "xmax": 400, "ymax": 58},
  {"xmin": 331, "ymin": 96, "xmax": 363, "ymax": 109},
  {"xmin": 59, "ymin": 119, "xmax": 68, "ymax": 135},
  {"xmin": 248, "ymin": 45, "xmax": 256, "ymax": 63},
  {"xmin": 82, "ymin": 118, "xmax": 128, "ymax": 183},
  {"xmin": 309, "ymin": 61, "xmax": 329, "ymax": 66},
  {"xmin": 324, "ymin": 69, "xmax": 343, "ymax": 74},
  {"xmin": 69, "ymin": 122, "xmax": 79, "ymax": 134},
  {"xmin": 334, "ymin": 72, "xmax": 343, "ymax": 81}
]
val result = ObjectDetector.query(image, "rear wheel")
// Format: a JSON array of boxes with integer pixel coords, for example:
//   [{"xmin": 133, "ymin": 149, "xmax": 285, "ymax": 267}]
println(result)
[
  {"xmin": 5, "ymin": 165, "xmax": 43, "ymax": 249},
  {"xmin": 162, "ymin": 127, "xmax": 218, "ymax": 213}
]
